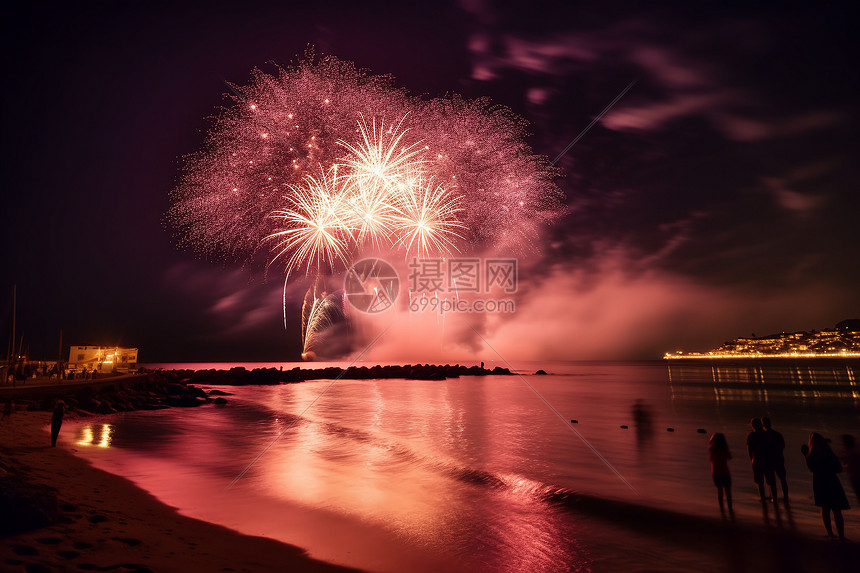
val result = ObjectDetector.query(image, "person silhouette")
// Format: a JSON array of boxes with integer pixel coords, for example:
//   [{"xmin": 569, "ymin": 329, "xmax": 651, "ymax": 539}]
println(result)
[
  {"xmin": 50, "ymin": 401, "xmax": 65, "ymax": 447},
  {"xmin": 762, "ymin": 417, "xmax": 789, "ymax": 501},
  {"xmin": 747, "ymin": 418, "xmax": 777, "ymax": 501},
  {"xmin": 709, "ymin": 433, "xmax": 733, "ymax": 515},
  {"xmin": 632, "ymin": 399, "xmax": 654, "ymax": 446},
  {"xmin": 804, "ymin": 433, "xmax": 850, "ymax": 540},
  {"xmin": 840, "ymin": 434, "xmax": 860, "ymax": 505}
]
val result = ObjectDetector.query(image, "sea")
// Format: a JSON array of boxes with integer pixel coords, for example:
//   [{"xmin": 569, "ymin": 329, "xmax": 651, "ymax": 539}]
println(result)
[{"xmin": 62, "ymin": 360, "xmax": 860, "ymax": 572}]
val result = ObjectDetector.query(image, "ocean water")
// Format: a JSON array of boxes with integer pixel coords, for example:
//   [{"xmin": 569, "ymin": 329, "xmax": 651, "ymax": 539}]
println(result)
[{"xmin": 65, "ymin": 360, "xmax": 860, "ymax": 572}]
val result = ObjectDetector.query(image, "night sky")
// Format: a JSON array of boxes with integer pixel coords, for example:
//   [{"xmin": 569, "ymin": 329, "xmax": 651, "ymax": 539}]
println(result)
[{"xmin": 2, "ymin": 1, "xmax": 857, "ymax": 363}]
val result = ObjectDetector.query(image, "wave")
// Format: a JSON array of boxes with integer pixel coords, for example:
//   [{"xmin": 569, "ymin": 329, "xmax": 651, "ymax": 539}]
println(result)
[{"xmin": 229, "ymin": 389, "xmax": 858, "ymax": 553}]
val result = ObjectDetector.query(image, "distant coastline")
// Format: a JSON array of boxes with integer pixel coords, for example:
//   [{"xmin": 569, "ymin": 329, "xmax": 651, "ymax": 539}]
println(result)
[
  {"xmin": 664, "ymin": 352, "xmax": 860, "ymax": 360},
  {"xmin": 665, "ymin": 318, "xmax": 860, "ymax": 360}
]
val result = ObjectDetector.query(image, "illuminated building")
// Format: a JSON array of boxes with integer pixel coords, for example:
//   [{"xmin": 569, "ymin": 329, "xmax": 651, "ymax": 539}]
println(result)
[
  {"xmin": 664, "ymin": 323, "xmax": 860, "ymax": 359},
  {"xmin": 68, "ymin": 345, "xmax": 138, "ymax": 372}
]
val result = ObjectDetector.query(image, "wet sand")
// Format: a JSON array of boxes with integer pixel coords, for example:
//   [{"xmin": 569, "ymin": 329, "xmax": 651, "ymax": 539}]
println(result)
[{"xmin": 0, "ymin": 410, "xmax": 362, "ymax": 573}]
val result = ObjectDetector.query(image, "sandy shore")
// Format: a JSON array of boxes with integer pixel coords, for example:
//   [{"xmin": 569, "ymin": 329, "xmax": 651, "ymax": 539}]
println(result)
[{"xmin": 0, "ymin": 410, "xmax": 362, "ymax": 573}]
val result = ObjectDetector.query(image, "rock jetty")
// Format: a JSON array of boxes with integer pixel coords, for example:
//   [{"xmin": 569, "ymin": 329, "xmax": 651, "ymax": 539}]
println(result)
[
  {"xmin": 1, "ymin": 364, "xmax": 517, "ymax": 417},
  {"xmin": 171, "ymin": 363, "xmax": 514, "ymax": 385}
]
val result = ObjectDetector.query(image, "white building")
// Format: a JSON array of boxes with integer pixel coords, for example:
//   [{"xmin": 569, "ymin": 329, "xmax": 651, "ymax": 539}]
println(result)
[{"xmin": 68, "ymin": 346, "xmax": 138, "ymax": 373}]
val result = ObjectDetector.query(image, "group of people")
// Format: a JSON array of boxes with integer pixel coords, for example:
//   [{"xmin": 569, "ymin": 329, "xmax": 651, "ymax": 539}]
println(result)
[
  {"xmin": 3, "ymin": 360, "xmax": 68, "ymax": 384},
  {"xmin": 708, "ymin": 417, "xmax": 853, "ymax": 540},
  {"xmin": 2, "ymin": 361, "xmax": 104, "ymax": 384}
]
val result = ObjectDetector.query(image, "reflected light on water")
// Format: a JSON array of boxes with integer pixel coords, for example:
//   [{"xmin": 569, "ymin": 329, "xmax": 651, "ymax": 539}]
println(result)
[
  {"xmin": 669, "ymin": 361, "xmax": 860, "ymax": 402},
  {"xmin": 76, "ymin": 424, "xmax": 114, "ymax": 448},
  {"xmin": 258, "ymin": 383, "xmax": 453, "ymax": 535},
  {"xmin": 241, "ymin": 381, "xmax": 589, "ymax": 571},
  {"xmin": 65, "ymin": 363, "xmax": 860, "ymax": 572}
]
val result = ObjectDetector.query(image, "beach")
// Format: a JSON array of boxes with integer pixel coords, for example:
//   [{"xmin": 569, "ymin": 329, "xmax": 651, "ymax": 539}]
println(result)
[
  {"xmin": 2, "ymin": 361, "xmax": 860, "ymax": 572},
  {"xmin": 0, "ymin": 409, "xmax": 361, "ymax": 573}
]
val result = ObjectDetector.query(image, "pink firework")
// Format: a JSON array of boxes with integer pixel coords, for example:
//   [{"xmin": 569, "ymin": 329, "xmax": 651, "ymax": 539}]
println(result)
[{"xmin": 168, "ymin": 51, "xmax": 563, "ymax": 274}]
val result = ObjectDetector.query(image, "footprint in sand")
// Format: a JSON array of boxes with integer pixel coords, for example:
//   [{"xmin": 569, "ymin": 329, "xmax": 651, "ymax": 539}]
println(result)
[
  {"xmin": 73, "ymin": 542, "xmax": 94, "ymax": 550},
  {"xmin": 11, "ymin": 545, "xmax": 38, "ymax": 556},
  {"xmin": 35, "ymin": 537, "xmax": 62, "ymax": 545},
  {"xmin": 89, "ymin": 515, "xmax": 108, "ymax": 524},
  {"xmin": 113, "ymin": 537, "xmax": 142, "ymax": 546},
  {"xmin": 57, "ymin": 550, "xmax": 81, "ymax": 559}
]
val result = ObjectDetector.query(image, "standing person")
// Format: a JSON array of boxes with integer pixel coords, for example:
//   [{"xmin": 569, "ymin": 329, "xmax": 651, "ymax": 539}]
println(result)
[
  {"xmin": 747, "ymin": 417, "xmax": 777, "ymax": 501},
  {"xmin": 709, "ymin": 433, "xmax": 733, "ymax": 514},
  {"xmin": 762, "ymin": 417, "xmax": 789, "ymax": 501},
  {"xmin": 50, "ymin": 401, "xmax": 65, "ymax": 447},
  {"xmin": 840, "ymin": 435, "xmax": 860, "ymax": 505},
  {"xmin": 804, "ymin": 433, "xmax": 850, "ymax": 540},
  {"xmin": 1, "ymin": 399, "xmax": 12, "ymax": 422}
]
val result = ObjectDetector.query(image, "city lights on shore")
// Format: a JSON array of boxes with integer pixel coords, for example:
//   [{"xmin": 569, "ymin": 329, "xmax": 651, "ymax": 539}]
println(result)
[
  {"xmin": 665, "ymin": 325, "xmax": 860, "ymax": 359},
  {"xmin": 665, "ymin": 350, "xmax": 860, "ymax": 360}
]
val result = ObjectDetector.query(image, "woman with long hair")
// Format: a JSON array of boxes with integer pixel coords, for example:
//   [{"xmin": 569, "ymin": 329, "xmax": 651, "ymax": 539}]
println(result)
[{"xmin": 804, "ymin": 432, "xmax": 850, "ymax": 539}]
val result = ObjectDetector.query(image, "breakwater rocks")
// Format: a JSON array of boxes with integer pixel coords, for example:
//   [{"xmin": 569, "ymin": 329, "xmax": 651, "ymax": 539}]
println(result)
[
  {"xmin": 4, "ymin": 372, "xmax": 226, "ymax": 415},
  {"xmin": 3, "ymin": 364, "xmax": 518, "ymax": 416},
  {"xmin": 170, "ymin": 363, "xmax": 514, "ymax": 385}
]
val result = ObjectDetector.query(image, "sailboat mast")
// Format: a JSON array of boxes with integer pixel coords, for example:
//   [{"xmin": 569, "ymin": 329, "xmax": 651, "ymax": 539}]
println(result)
[{"xmin": 10, "ymin": 284, "xmax": 15, "ymax": 364}]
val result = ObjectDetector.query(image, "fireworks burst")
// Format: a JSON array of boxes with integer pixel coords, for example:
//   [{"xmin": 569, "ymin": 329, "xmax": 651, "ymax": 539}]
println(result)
[
  {"xmin": 168, "ymin": 51, "xmax": 562, "ymax": 267},
  {"xmin": 391, "ymin": 177, "xmax": 465, "ymax": 258},
  {"xmin": 263, "ymin": 113, "xmax": 465, "ymax": 276},
  {"xmin": 265, "ymin": 166, "xmax": 354, "ymax": 279},
  {"xmin": 337, "ymin": 114, "xmax": 425, "ymax": 195},
  {"xmin": 167, "ymin": 50, "xmax": 563, "ymax": 351}
]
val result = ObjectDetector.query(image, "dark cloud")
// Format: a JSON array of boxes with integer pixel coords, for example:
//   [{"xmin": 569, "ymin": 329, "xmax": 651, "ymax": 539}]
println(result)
[{"xmin": 446, "ymin": 1, "xmax": 859, "ymax": 352}]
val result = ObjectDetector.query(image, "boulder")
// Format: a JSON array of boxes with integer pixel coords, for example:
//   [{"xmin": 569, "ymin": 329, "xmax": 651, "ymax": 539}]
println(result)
[
  {"xmin": 77, "ymin": 398, "xmax": 101, "ymax": 413},
  {"xmin": 96, "ymin": 401, "xmax": 117, "ymax": 415},
  {"xmin": 186, "ymin": 386, "xmax": 208, "ymax": 398},
  {"xmin": 166, "ymin": 395, "xmax": 204, "ymax": 407},
  {"xmin": 165, "ymin": 384, "xmax": 188, "ymax": 396},
  {"xmin": 207, "ymin": 389, "xmax": 232, "ymax": 396}
]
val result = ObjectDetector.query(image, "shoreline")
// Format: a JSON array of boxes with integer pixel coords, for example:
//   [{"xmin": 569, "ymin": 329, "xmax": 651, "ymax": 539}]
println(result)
[
  {"xmin": 0, "ymin": 410, "xmax": 363, "ymax": 572},
  {"xmin": 3, "ymin": 367, "xmax": 859, "ymax": 572}
]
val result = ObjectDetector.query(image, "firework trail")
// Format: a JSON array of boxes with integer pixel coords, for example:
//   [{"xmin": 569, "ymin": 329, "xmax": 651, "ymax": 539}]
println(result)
[{"xmin": 300, "ymin": 281, "xmax": 345, "ymax": 361}]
